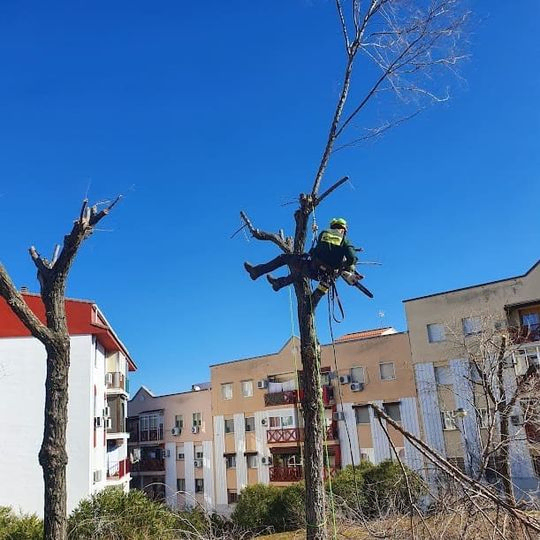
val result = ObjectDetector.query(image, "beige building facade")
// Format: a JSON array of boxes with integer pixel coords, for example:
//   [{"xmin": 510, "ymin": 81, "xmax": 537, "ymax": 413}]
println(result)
[
  {"xmin": 128, "ymin": 384, "xmax": 215, "ymax": 511},
  {"xmin": 404, "ymin": 260, "xmax": 540, "ymax": 493},
  {"xmin": 210, "ymin": 328, "xmax": 422, "ymax": 513}
]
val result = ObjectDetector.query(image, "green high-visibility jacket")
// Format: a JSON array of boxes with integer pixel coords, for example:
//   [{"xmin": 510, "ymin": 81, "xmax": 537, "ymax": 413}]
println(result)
[{"xmin": 310, "ymin": 229, "xmax": 358, "ymax": 270}]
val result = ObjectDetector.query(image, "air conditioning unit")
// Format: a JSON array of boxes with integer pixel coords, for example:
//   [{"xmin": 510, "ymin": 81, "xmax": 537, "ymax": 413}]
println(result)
[
  {"xmin": 194, "ymin": 459, "xmax": 203, "ymax": 468},
  {"xmin": 103, "ymin": 406, "xmax": 111, "ymax": 417},
  {"xmin": 261, "ymin": 418, "xmax": 267, "ymax": 426},
  {"xmin": 192, "ymin": 426, "xmax": 200, "ymax": 434},
  {"xmin": 94, "ymin": 416, "xmax": 103, "ymax": 428},
  {"xmin": 105, "ymin": 373, "xmax": 113, "ymax": 386},
  {"xmin": 339, "ymin": 374, "xmax": 351, "ymax": 385},
  {"xmin": 261, "ymin": 456, "xmax": 273, "ymax": 466},
  {"xmin": 333, "ymin": 411, "xmax": 345, "ymax": 421},
  {"xmin": 93, "ymin": 470, "xmax": 102, "ymax": 482},
  {"xmin": 257, "ymin": 379, "xmax": 268, "ymax": 389},
  {"xmin": 171, "ymin": 427, "xmax": 181, "ymax": 436},
  {"xmin": 350, "ymin": 382, "xmax": 364, "ymax": 392}
]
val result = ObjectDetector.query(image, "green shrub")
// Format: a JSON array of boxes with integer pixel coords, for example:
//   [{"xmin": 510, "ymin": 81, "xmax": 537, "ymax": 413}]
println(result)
[
  {"xmin": 0, "ymin": 506, "xmax": 43, "ymax": 540},
  {"xmin": 232, "ymin": 483, "xmax": 305, "ymax": 533},
  {"xmin": 328, "ymin": 460, "xmax": 373, "ymax": 514},
  {"xmin": 67, "ymin": 487, "xmax": 204, "ymax": 539}
]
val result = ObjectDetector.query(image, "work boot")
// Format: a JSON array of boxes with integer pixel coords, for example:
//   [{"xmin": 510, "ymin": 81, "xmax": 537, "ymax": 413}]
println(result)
[
  {"xmin": 244, "ymin": 262, "xmax": 261, "ymax": 280},
  {"xmin": 267, "ymin": 274, "xmax": 292, "ymax": 291}
]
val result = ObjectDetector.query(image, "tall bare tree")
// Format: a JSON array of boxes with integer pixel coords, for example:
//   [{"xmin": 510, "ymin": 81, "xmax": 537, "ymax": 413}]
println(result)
[
  {"xmin": 240, "ymin": 2, "xmax": 469, "ymax": 538},
  {"xmin": 0, "ymin": 197, "xmax": 120, "ymax": 540}
]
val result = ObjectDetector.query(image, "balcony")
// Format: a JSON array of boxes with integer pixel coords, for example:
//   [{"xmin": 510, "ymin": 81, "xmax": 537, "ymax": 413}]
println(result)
[
  {"xmin": 267, "ymin": 428, "xmax": 303, "ymax": 444},
  {"xmin": 106, "ymin": 371, "xmax": 128, "ymax": 394},
  {"xmin": 107, "ymin": 458, "xmax": 130, "ymax": 479},
  {"xmin": 131, "ymin": 458, "xmax": 165, "ymax": 473},
  {"xmin": 269, "ymin": 466, "xmax": 337, "ymax": 482},
  {"xmin": 325, "ymin": 421, "xmax": 338, "ymax": 441},
  {"xmin": 264, "ymin": 390, "xmax": 298, "ymax": 407},
  {"xmin": 297, "ymin": 385, "xmax": 335, "ymax": 407},
  {"xmin": 510, "ymin": 324, "xmax": 540, "ymax": 345},
  {"xmin": 140, "ymin": 427, "xmax": 164, "ymax": 442}
]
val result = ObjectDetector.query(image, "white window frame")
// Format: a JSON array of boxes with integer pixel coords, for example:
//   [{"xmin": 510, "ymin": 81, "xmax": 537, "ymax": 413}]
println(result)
[
  {"xmin": 247, "ymin": 454, "xmax": 258, "ymax": 468},
  {"xmin": 224, "ymin": 418, "xmax": 235, "ymax": 434},
  {"xmin": 355, "ymin": 405, "xmax": 370, "ymax": 424},
  {"xmin": 175, "ymin": 415, "xmax": 184, "ymax": 429},
  {"xmin": 241, "ymin": 380, "xmax": 253, "ymax": 398},
  {"xmin": 195, "ymin": 479, "xmax": 204, "ymax": 493},
  {"xmin": 221, "ymin": 383, "xmax": 233, "ymax": 401},
  {"xmin": 350, "ymin": 366, "xmax": 365, "ymax": 384},
  {"xmin": 427, "ymin": 323, "xmax": 446, "ymax": 343},
  {"xmin": 383, "ymin": 402, "xmax": 401, "ymax": 422},
  {"xmin": 192, "ymin": 412, "xmax": 202, "ymax": 427},
  {"xmin": 225, "ymin": 454, "xmax": 237, "ymax": 469},
  {"xmin": 379, "ymin": 362, "xmax": 396, "ymax": 381},
  {"xmin": 245, "ymin": 416, "xmax": 255, "ymax": 432},
  {"xmin": 441, "ymin": 411, "xmax": 458, "ymax": 430},
  {"xmin": 462, "ymin": 316, "xmax": 482, "ymax": 336}
]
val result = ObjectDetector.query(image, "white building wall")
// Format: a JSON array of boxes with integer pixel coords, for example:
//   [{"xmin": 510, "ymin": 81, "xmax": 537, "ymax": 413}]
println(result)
[
  {"xmin": 370, "ymin": 400, "xmax": 391, "ymax": 463},
  {"xmin": 0, "ymin": 335, "xmax": 94, "ymax": 516},
  {"xmin": 183, "ymin": 441, "xmax": 195, "ymax": 506},
  {"xmin": 234, "ymin": 413, "xmax": 248, "ymax": 493},
  {"xmin": 202, "ymin": 440, "xmax": 215, "ymax": 511},
  {"xmin": 164, "ymin": 442, "xmax": 177, "ymax": 508},
  {"xmin": 337, "ymin": 403, "xmax": 360, "ymax": 466},
  {"xmin": 254, "ymin": 411, "xmax": 269, "ymax": 484},
  {"xmin": 400, "ymin": 397, "xmax": 424, "ymax": 473},
  {"xmin": 213, "ymin": 415, "xmax": 227, "ymax": 508}
]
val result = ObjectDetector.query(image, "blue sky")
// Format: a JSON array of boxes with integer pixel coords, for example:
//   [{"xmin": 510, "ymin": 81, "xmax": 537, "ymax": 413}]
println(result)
[{"xmin": 0, "ymin": 1, "xmax": 538, "ymax": 395}]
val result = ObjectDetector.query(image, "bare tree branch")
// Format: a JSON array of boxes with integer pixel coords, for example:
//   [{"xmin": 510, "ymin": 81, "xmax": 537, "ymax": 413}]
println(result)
[{"xmin": 240, "ymin": 211, "xmax": 292, "ymax": 253}]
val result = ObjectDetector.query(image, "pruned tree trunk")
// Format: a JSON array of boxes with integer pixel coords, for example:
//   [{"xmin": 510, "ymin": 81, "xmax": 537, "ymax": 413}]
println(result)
[
  {"xmin": 0, "ymin": 197, "xmax": 120, "ymax": 540},
  {"xmin": 295, "ymin": 279, "xmax": 326, "ymax": 540}
]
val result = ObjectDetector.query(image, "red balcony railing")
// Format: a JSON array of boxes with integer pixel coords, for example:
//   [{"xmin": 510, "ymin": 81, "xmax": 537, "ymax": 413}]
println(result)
[
  {"xmin": 267, "ymin": 428, "xmax": 303, "ymax": 443},
  {"xmin": 270, "ymin": 465, "xmax": 303, "ymax": 482},
  {"xmin": 107, "ymin": 458, "xmax": 130, "ymax": 479},
  {"xmin": 131, "ymin": 458, "xmax": 164, "ymax": 473},
  {"xmin": 140, "ymin": 427, "xmax": 164, "ymax": 442},
  {"xmin": 297, "ymin": 386, "xmax": 335, "ymax": 407},
  {"xmin": 264, "ymin": 390, "xmax": 298, "ymax": 407},
  {"xmin": 269, "ymin": 466, "xmax": 337, "ymax": 482}
]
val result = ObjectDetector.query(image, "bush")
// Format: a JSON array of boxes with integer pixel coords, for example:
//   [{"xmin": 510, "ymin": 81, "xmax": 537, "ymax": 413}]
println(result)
[
  {"xmin": 231, "ymin": 483, "xmax": 305, "ymax": 534},
  {"xmin": 67, "ymin": 487, "xmax": 205, "ymax": 539},
  {"xmin": 330, "ymin": 460, "xmax": 426, "ymax": 518},
  {"xmin": 0, "ymin": 507, "xmax": 43, "ymax": 540}
]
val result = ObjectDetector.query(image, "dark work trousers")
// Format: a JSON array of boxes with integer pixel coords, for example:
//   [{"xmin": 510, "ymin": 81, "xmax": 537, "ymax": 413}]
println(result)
[{"xmin": 250, "ymin": 254, "xmax": 320, "ymax": 289}]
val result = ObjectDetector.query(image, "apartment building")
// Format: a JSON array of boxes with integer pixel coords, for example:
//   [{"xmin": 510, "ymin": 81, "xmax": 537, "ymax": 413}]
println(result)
[
  {"xmin": 210, "ymin": 328, "xmax": 422, "ymax": 513},
  {"xmin": 404, "ymin": 260, "xmax": 540, "ymax": 493},
  {"xmin": 0, "ymin": 292, "xmax": 136, "ymax": 516},
  {"xmin": 127, "ymin": 384, "xmax": 215, "ymax": 511}
]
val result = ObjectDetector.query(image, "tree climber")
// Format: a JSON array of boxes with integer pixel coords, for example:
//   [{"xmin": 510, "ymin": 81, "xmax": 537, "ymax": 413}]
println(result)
[{"xmin": 244, "ymin": 218, "xmax": 368, "ymax": 304}]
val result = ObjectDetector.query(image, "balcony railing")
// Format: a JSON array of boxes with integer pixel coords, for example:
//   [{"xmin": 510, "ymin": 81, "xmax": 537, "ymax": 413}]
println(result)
[
  {"xmin": 267, "ymin": 428, "xmax": 303, "ymax": 443},
  {"xmin": 140, "ymin": 427, "xmax": 164, "ymax": 442},
  {"xmin": 510, "ymin": 324, "xmax": 540, "ymax": 345},
  {"xmin": 264, "ymin": 390, "xmax": 298, "ymax": 407},
  {"xmin": 107, "ymin": 458, "xmax": 130, "ymax": 479},
  {"xmin": 131, "ymin": 458, "xmax": 165, "ymax": 473},
  {"xmin": 297, "ymin": 385, "xmax": 335, "ymax": 407},
  {"xmin": 270, "ymin": 465, "xmax": 303, "ymax": 482},
  {"xmin": 325, "ymin": 421, "xmax": 338, "ymax": 441},
  {"xmin": 269, "ymin": 466, "xmax": 337, "ymax": 482}
]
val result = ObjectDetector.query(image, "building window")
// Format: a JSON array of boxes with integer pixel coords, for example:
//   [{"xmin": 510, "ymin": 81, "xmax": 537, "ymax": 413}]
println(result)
[
  {"xmin": 227, "ymin": 490, "xmax": 238, "ymax": 504},
  {"xmin": 247, "ymin": 454, "xmax": 258, "ymax": 468},
  {"xmin": 192, "ymin": 412, "xmax": 202, "ymax": 427},
  {"xmin": 177, "ymin": 445, "xmax": 185, "ymax": 460},
  {"xmin": 355, "ymin": 405, "xmax": 370, "ymax": 424},
  {"xmin": 195, "ymin": 479, "xmax": 204, "ymax": 493},
  {"xmin": 441, "ymin": 411, "xmax": 458, "ymax": 430},
  {"xmin": 221, "ymin": 383, "xmax": 233, "ymax": 400},
  {"xmin": 462, "ymin": 316, "xmax": 482, "ymax": 336},
  {"xmin": 224, "ymin": 419, "xmax": 235, "ymax": 434},
  {"xmin": 379, "ymin": 362, "xmax": 395, "ymax": 381},
  {"xmin": 195, "ymin": 446, "xmax": 203, "ymax": 459},
  {"xmin": 434, "ymin": 366, "xmax": 452, "ymax": 385},
  {"xmin": 384, "ymin": 402, "xmax": 401, "ymax": 422},
  {"xmin": 225, "ymin": 454, "xmax": 237, "ymax": 469},
  {"xmin": 477, "ymin": 408, "xmax": 489, "ymax": 428},
  {"xmin": 175, "ymin": 415, "xmax": 184, "ymax": 429},
  {"xmin": 245, "ymin": 416, "xmax": 255, "ymax": 432},
  {"xmin": 532, "ymin": 456, "xmax": 540, "ymax": 477},
  {"xmin": 269, "ymin": 415, "xmax": 293, "ymax": 428},
  {"xmin": 427, "ymin": 323, "xmax": 446, "ymax": 343},
  {"xmin": 177, "ymin": 478, "xmax": 185, "ymax": 492},
  {"xmin": 350, "ymin": 366, "xmax": 365, "ymax": 384},
  {"xmin": 241, "ymin": 380, "xmax": 253, "ymax": 398}
]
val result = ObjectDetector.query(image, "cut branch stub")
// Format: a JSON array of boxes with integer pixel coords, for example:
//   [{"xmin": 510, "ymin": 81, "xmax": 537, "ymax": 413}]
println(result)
[{"xmin": 239, "ymin": 211, "xmax": 292, "ymax": 253}]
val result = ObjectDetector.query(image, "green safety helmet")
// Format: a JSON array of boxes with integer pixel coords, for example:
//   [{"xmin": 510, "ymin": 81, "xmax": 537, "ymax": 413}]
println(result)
[{"xmin": 330, "ymin": 217, "xmax": 348, "ymax": 230}]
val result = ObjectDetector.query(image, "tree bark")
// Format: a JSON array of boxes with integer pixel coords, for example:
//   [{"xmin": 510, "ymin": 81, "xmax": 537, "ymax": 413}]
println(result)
[{"xmin": 295, "ymin": 278, "xmax": 327, "ymax": 540}]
